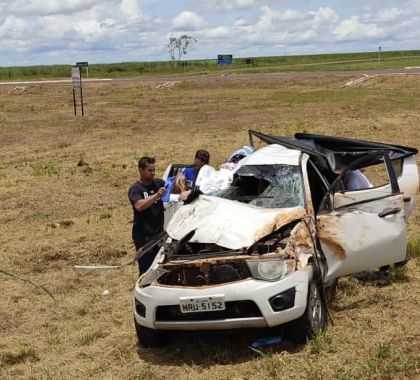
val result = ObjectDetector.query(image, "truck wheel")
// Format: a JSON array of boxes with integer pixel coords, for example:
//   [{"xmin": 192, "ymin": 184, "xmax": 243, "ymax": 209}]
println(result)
[
  {"xmin": 134, "ymin": 317, "xmax": 169, "ymax": 348},
  {"xmin": 287, "ymin": 279, "xmax": 327, "ymax": 343}
]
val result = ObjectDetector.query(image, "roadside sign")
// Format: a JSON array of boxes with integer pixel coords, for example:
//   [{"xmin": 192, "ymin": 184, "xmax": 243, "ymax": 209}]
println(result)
[
  {"xmin": 71, "ymin": 67, "xmax": 81, "ymax": 89},
  {"xmin": 71, "ymin": 67, "xmax": 84, "ymax": 116},
  {"xmin": 76, "ymin": 61, "xmax": 89, "ymax": 78},
  {"xmin": 217, "ymin": 54, "xmax": 233, "ymax": 65}
]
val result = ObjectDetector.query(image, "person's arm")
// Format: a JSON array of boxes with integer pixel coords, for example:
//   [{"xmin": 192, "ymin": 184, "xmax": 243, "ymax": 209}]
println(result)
[{"xmin": 133, "ymin": 187, "xmax": 166, "ymax": 212}]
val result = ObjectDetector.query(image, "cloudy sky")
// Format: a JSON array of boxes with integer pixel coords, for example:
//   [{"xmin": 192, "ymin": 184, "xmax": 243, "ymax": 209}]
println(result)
[{"xmin": 1, "ymin": 0, "xmax": 420, "ymax": 66}]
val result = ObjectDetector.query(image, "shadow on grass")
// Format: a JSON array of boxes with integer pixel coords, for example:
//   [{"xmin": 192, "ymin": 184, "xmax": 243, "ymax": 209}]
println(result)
[{"xmin": 137, "ymin": 327, "xmax": 302, "ymax": 366}]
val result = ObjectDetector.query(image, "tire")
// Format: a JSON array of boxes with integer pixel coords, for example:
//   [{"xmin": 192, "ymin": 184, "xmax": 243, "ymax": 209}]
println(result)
[
  {"xmin": 287, "ymin": 279, "xmax": 327, "ymax": 343},
  {"xmin": 134, "ymin": 317, "xmax": 169, "ymax": 348}
]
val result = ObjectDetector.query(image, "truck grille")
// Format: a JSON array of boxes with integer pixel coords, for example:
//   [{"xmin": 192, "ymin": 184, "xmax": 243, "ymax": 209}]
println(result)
[
  {"xmin": 156, "ymin": 300, "xmax": 262, "ymax": 322},
  {"xmin": 157, "ymin": 262, "xmax": 251, "ymax": 286}
]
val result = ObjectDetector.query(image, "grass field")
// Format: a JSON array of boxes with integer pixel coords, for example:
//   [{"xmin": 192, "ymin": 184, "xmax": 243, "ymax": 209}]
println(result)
[
  {"xmin": 0, "ymin": 71, "xmax": 419, "ymax": 379},
  {"xmin": 2, "ymin": 50, "xmax": 420, "ymax": 81}
]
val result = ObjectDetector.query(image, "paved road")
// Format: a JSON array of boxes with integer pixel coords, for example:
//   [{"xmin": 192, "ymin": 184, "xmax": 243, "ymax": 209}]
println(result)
[{"xmin": 1, "ymin": 67, "xmax": 420, "ymax": 87}]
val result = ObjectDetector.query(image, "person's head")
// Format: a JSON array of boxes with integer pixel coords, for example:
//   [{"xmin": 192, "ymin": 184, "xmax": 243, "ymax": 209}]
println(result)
[
  {"xmin": 193, "ymin": 149, "xmax": 210, "ymax": 169},
  {"xmin": 138, "ymin": 156, "xmax": 156, "ymax": 182}
]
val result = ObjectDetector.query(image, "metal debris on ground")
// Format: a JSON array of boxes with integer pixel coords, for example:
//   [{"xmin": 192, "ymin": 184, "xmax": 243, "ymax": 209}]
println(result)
[
  {"xmin": 155, "ymin": 81, "xmax": 179, "ymax": 89},
  {"xmin": 343, "ymin": 74, "xmax": 377, "ymax": 87},
  {"xmin": 250, "ymin": 336, "xmax": 282, "ymax": 349}
]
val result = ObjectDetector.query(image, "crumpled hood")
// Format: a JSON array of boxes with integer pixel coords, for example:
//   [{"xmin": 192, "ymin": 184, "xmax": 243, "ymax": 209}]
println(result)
[{"xmin": 166, "ymin": 195, "xmax": 306, "ymax": 250}]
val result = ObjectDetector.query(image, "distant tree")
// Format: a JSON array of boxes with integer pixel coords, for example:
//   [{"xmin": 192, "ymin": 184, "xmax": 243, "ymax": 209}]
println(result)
[{"xmin": 168, "ymin": 35, "xmax": 197, "ymax": 67}]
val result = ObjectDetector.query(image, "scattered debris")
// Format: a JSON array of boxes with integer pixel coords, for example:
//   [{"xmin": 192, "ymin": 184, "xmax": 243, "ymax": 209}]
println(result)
[
  {"xmin": 10, "ymin": 86, "xmax": 26, "ymax": 93},
  {"xmin": 74, "ymin": 264, "xmax": 124, "ymax": 270},
  {"xmin": 47, "ymin": 220, "xmax": 75, "ymax": 229},
  {"xmin": 101, "ymin": 289, "xmax": 110, "ymax": 296},
  {"xmin": 154, "ymin": 81, "xmax": 179, "ymax": 89},
  {"xmin": 343, "ymin": 74, "xmax": 378, "ymax": 87},
  {"xmin": 250, "ymin": 336, "xmax": 282, "ymax": 349},
  {"xmin": 250, "ymin": 336, "xmax": 283, "ymax": 354}
]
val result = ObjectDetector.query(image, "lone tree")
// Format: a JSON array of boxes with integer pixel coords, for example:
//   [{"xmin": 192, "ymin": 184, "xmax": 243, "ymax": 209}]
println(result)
[{"xmin": 168, "ymin": 35, "xmax": 197, "ymax": 67}]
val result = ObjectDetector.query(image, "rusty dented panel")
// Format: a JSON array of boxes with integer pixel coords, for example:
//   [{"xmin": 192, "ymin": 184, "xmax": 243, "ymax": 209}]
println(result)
[
  {"xmin": 283, "ymin": 220, "xmax": 315, "ymax": 267},
  {"xmin": 317, "ymin": 215, "xmax": 346, "ymax": 260},
  {"xmin": 252, "ymin": 208, "xmax": 306, "ymax": 244},
  {"xmin": 162, "ymin": 218, "xmax": 315, "ymax": 274}
]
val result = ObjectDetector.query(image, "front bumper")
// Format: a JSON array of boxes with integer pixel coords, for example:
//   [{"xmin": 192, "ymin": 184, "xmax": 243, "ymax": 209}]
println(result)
[{"xmin": 133, "ymin": 269, "xmax": 311, "ymax": 331}]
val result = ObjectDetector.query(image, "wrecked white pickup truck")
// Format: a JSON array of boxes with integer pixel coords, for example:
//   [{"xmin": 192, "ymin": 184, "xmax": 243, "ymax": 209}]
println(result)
[{"xmin": 133, "ymin": 131, "xmax": 419, "ymax": 347}]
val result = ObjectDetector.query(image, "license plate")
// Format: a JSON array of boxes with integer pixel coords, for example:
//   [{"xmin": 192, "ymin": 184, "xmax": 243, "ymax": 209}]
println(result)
[{"xmin": 179, "ymin": 295, "xmax": 225, "ymax": 313}]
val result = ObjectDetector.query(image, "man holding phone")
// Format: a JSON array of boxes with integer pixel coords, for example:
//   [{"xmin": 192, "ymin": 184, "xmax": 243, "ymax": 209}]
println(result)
[{"xmin": 128, "ymin": 156, "xmax": 166, "ymax": 274}]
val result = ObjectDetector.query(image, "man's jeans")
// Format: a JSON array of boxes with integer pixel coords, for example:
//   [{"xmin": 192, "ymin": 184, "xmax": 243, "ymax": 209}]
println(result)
[{"xmin": 134, "ymin": 235, "xmax": 161, "ymax": 275}]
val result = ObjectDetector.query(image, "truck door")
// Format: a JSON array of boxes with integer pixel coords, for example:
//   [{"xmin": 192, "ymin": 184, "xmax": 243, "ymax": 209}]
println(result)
[{"xmin": 317, "ymin": 153, "xmax": 408, "ymax": 281}]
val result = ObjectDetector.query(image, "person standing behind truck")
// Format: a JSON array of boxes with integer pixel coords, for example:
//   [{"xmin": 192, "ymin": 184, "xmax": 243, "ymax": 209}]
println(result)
[
  {"xmin": 174, "ymin": 149, "xmax": 212, "ymax": 192},
  {"xmin": 128, "ymin": 156, "xmax": 166, "ymax": 275}
]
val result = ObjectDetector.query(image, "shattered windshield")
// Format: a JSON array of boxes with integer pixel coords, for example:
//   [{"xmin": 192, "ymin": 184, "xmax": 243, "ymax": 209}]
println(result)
[{"xmin": 216, "ymin": 164, "xmax": 305, "ymax": 208}]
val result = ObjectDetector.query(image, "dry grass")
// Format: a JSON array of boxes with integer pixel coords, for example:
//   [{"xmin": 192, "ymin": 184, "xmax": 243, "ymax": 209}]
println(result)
[{"xmin": 0, "ymin": 74, "xmax": 419, "ymax": 379}]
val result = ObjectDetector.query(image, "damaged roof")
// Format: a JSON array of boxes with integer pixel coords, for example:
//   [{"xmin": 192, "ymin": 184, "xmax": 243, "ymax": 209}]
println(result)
[
  {"xmin": 239, "ymin": 144, "xmax": 301, "ymax": 166},
  {"xmin": 249, "ymin": 130, "xmax": 418, "ymax": 173}
]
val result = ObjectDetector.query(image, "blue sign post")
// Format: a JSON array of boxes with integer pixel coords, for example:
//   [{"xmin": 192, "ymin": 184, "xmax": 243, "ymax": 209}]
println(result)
[{"xmin": 217, "ymin": 55, "xmax": 233, "ymax": 65}]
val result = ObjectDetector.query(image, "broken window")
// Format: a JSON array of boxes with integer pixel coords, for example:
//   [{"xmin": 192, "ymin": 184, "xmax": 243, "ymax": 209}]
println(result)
[
  {"xmin": 354, "ymin": 161, "xmax": 389, "ymax": 188},
  {"xmin": 216, "ymin": 165, "xmax": 304, "ymax": 209}
]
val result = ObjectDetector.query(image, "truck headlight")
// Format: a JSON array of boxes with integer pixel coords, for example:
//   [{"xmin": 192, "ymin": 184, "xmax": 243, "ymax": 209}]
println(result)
[{"xmin": 246, "ymin": 259, "xmax": 295, "ymax": 281}]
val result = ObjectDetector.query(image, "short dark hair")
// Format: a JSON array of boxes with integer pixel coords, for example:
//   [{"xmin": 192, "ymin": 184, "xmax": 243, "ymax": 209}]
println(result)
[
  {"xmin": 138, "ymin": 156, "xmax": 156, "ymax": 169},
  {"xmin": 194, "ymin": 149, "xmax": 210, "ymax": 164}
]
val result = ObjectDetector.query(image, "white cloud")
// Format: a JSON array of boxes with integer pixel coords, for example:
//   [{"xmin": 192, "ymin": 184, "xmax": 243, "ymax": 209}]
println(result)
[
  {"xmin": 206, "ymin": 26, "xmax": 230, "ymax": 38},
  {"xmin": 120, "ymin": 0, "xmax": 143, "ymax": 19},
  {"xmin": 309, "ymin": 7, "xmax": 339, "ymax": 25},
  {"xmin": 376, "ymin": 8, "xmax": 403, "ymax": 22},
  {"xmin": 192, "ymin": 0, "xmax": 258, "ymax": 12},
  {"xmin": 0, "ymin": 0, "xmax": 100, "ymax": 16},
  {"xmin": 333, "ymin": 16, "xmax": 382, "ymax": 40},
  {"xmin": 364, "ymin": 7, "xmax": 404, "ymax": 23},
  {"xmin": 1, "ymin": 1, "xmax": 420, "ymax": 66},
  {"xmin": 0, "ymin": 15, "xmax": 28, "ymax": 40},
  {"xmin": 172, "ymin": 11, "xmax": 206, "ymax": 31},
  {"xmin": 233, "ymin": 18, "xmax": 249, "ymax": 27},
  {"xmin": 238, "ymin": 6, "xmax": 339, "ymax": 46}
]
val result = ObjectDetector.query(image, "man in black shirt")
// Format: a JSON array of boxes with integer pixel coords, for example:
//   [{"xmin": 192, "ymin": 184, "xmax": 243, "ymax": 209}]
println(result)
[{"xmin": 128, "ymin": 156, "xmax": 166, "ymax": 274}]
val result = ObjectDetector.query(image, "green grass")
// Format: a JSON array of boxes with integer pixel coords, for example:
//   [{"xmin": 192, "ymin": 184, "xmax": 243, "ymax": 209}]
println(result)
[
  {"xmin": 2, "ymin": 50, "xmax": 420, "ymax": 81},
  {"xmin": 31, "ymin": 163, "xmax": 59, "ymax": 176},
  {"xmin": 407, "ymin": 238, "xmax": 420, "ymax": 259},
  {"xmin": 77, "ymin": 330, "xmax": 106, "ymax": 346}
]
